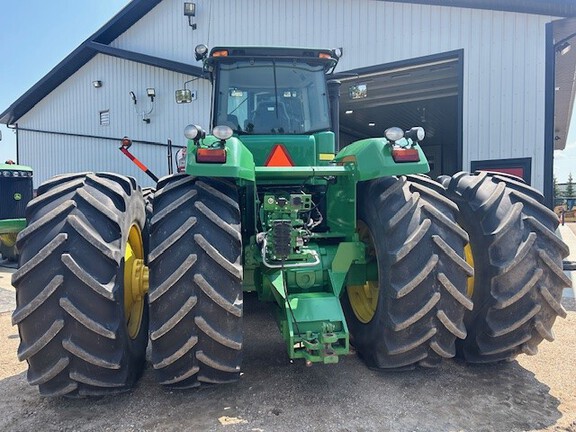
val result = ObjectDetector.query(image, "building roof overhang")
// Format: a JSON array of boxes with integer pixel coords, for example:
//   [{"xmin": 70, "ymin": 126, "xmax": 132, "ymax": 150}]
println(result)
[
  {"xmin": 385, "ymin": 0, "xmax": 576, "ymax": 17},
  {"xmin": 0, "ymin": 0, "xmax": 203, "ymax": 125}
]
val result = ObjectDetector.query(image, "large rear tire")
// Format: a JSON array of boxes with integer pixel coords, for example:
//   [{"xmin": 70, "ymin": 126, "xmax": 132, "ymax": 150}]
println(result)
[
  {"xmin": 11, "ymin": 173, "xmax": 149, "ymax": 396},
  {"xmin": 343, "ymin": 176, "xmax": 473, "ymax": 369},
  {"xmin": 148, "ymin": 174, "xmax": 243, "ymax": 389},
  {"xmin": 442, "ymin": 171, "xmax": 571, "ymax": 362}
]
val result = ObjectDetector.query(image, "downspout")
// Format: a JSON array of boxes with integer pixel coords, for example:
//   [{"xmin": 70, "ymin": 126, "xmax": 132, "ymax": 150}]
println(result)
[
  {"xmin": 544, "ymin": 23, "xmax": 555, "ymax": 209},
  {"xmin": 6, "ymin": 123, "xmax": 20, "ymax": 164},
  {"xmin": 15, "ymin": 123, "xmax": 19, "ymax": 164}
]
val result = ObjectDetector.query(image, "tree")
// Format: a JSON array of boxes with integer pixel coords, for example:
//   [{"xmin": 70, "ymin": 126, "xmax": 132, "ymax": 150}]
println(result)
[
  {"xmin": 554, "ymin": 176, "xmax": 559, "ymax": 199},
  {"xmin": 566, "ymin": 173, "xmax": 574, "ymax": 198}
]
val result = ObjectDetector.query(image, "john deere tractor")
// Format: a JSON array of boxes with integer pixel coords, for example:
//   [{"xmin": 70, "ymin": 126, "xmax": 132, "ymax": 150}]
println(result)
[
  {"xmin": 11, "ymin": 46, "xmax": 570, "ymax": 397},
  {"xmin": 0, "ymin": 161, "xmax": 33, "ymax": 262}
]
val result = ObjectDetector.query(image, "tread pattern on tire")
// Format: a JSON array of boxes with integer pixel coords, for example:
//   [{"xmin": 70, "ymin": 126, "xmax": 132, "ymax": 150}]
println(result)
[
  {"xmin": 149, "ymin": 174, "xmax": 243, "ymax": 389},
  {"xmin": 444, "ymin": 171, "xmax": 571, "ymax": 362},
  {"xmin": 11, "ymin": 173, "xmax": 148, "ymax": 397},
  {"xmin": 344, "ymin": 175, "xmax": 473, "ymax": 369}
]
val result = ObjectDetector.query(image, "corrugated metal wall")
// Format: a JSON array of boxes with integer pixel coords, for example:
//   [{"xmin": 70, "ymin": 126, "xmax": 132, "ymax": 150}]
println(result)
[
  {"xmin": 19, "ymin": 54, "xmax": 211, "ymax": 186},
  {"xmin": 20, "ymin": 0, "xmax": 553, "ymax": 190}
]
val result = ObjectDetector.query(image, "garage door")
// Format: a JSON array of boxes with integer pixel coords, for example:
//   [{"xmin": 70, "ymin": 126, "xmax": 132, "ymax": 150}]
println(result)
[{"xmin": 337, "ymin": 52, "xmax": 463, "ymax": 179}]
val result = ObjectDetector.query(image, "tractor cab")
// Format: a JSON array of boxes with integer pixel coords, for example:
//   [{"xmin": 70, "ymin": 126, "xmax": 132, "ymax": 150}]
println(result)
[
  {"xmin": 200, "ymin": 46, "xmax": 340, "ymax": 167},
  {"xmin": 207, "ymin": 47, "xmax": 337, "ymax": 137}
]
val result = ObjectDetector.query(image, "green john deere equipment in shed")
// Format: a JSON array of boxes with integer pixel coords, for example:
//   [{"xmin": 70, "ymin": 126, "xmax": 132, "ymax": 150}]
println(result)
[
  {"xmin": 11, "ymin": 45, "xmax": 571, "ymax": 397},
  {"xmin": 0, "ymin": 162, "xmax": 33, "ymax": 261}
]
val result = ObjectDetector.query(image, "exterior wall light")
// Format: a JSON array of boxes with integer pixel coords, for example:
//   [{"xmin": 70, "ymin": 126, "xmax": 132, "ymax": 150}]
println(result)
[
  {"xmin": 184, "ymin": 2, "xmax": 197, "ymax": 30},
  {"xmin": 555, "ymin": 31, "xmax": 576, "ymax": 55},
  {"xmin": 557, "ymin": 41, "xmax": 571, "ymax": 56},
  {"xmin": 129, "ymin": 90, "xmax": 155, "ymax": 124},
  {"xmin": 147, "ymin": 88, "xmax": 156, "ymax": 102},
  {"xmin": 92, "ymin": 80, "xmax": 103, "ymax": 88}
]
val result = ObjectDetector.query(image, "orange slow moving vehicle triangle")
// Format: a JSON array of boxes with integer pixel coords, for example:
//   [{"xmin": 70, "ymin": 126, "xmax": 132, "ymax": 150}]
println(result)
[{"xmin": 265, "ymin": 144, "xmax": 294, "ymax": 167}]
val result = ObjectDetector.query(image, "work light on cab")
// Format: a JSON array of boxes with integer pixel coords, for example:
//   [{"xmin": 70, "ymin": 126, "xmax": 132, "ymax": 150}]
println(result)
[
  {"xmin": 388, "ymin": 126, "xmax": 426, "ymax": 163},
  {"xmin": 384, "ymin": 127, "xmax": 404, "ymax": 143},
  {"xmin": 405, "ymin": 127, "xmax": 425, "ymax": 143},
  {"xmin": 212, "ymin": 125, "xmax": 233, "ymax": 141},
  {"xmin": 184, "ymin": 124, "xmax": 206, "ymax": 141},
  {"xmin": 195, "ymin": 44, "xmax": 208, "ymax": 61}
]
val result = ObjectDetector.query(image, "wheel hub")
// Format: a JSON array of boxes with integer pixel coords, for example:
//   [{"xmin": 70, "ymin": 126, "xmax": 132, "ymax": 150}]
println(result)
[
  {"xmin": 464, "ymin": 243, "xmax": 475, "ymax": 297},
  {"xmin": 347, "ymin": 221, "xmax": 379, "ymax": 324},
  {"xmin": 0, "ymin": 233, "xmax": 17, "ymax": 248},
  {"xmin": 124, "ymin": 225, "xmax": 148, "ymax": 339}
]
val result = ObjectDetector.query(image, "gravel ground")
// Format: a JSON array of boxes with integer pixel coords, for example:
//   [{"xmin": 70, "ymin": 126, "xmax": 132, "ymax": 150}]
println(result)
[
  {"xmin": 568, "ymin": 222, "xmax": 576, "ymax": 238},
  {"xmin": 0, "ymin": 282, "xmax": 575, "ymax": 432}
]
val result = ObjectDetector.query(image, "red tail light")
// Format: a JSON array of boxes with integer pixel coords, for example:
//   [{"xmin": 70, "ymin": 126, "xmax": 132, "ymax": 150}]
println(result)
[
  {"xmin": 196, "ymin": 148, "xmax": 226, "ymax": 163},
  {"xmin": 392, "ymin": 148, "xmax": 420, "ymax": 163}
]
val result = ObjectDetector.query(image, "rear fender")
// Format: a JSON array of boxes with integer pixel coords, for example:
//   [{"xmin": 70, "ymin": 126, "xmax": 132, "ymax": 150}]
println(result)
[
  {"xmin": 334, "ymin": 138, "xmax": 430, "ymax": 181},
  {"xmin": 185, "ymin": 136, "xmax": 255, "ymax": 182}
]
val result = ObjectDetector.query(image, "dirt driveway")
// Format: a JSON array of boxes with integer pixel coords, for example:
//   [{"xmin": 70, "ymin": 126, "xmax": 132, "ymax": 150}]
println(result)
[
  {"xmin": 0, "ymin": 282, "xmax": 575, "ymax": 432},
  {"xmin": 567, "ymin": 222, "xmax": 576, "ymax": 238}
]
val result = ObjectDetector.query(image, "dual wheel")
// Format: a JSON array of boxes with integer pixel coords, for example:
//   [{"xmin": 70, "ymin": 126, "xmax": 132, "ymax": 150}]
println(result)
[
  {"xmin": 11, "ymin": 171, "xmax": 571, "ymax": 396},
  {"xmin": 12, "ymin": 173, "xmax": 149, "ymax": 396},
  {"xmin": 12, "ymin": 173, "xmax": 242, "ymax": 396},
  {"xmin": 344, "ymin": 173, "xmax": 570, "ymax": 368}
]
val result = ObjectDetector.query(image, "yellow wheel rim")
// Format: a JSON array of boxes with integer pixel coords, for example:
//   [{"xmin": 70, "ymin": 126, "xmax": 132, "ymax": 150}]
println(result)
[
  {"xmin": 124, "ymin": 224, "xmax": 148, "ymax": 339},
  {"xmin": 0, "ymin": 233, "xmax": 17, "ymax": 248},
  {"xmin": 347, "ymin": 221, "xmax": 379, "ymax": 324},
  {"xmin": 464, "ymin": 242, "xmax": 475, "ymax": 297}
]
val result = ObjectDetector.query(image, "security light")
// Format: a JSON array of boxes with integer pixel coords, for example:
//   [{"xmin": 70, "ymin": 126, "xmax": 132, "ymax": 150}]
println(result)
[
  {"xmin": 129, "ymin": 91, "xmax": 137, "ymax": 104},
  {"xmin": 184, "ymin": 2, "xmax": 197, "ymax": 29},
  {"xmin": 147, "ymin": 88, "xmax": 156, "ymax": 102},
  {"xmin": 92, "ymin": 80, "xmax": 103, "ymax": 88},
  {"xmin": 184, "ymin": 3, "xmax": 196, "ymax": 16}
]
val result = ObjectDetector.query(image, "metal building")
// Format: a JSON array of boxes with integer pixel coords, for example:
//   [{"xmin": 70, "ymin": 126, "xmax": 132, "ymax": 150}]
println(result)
[{"xmin": 1, "ymin": 0, "xmax": 576, "ymax": 207}]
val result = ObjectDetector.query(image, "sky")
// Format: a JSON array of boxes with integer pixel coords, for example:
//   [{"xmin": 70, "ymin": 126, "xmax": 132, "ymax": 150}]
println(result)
[
  {"xmin": 0, "ymin": 0, "xmax": 130, "ymax": 162},
  {"xmin": 1, "ymin": 1, "xmax": 575, "ymax": 183}
]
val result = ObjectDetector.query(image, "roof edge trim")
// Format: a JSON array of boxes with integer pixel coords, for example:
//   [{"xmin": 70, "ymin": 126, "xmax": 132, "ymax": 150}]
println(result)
[
  {"xmin": 88, "ymin": 42, "xmax": 204, "ymax": 77},
  {"xmin": 382, "ymin": 0, "xmax": 576, "ymax": 17}
]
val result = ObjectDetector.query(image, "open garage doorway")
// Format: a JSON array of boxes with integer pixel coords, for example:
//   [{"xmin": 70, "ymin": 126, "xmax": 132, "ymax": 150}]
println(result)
[{"xmin": 337, "ymin": 51, "xmax": 463, "ymax": 179}]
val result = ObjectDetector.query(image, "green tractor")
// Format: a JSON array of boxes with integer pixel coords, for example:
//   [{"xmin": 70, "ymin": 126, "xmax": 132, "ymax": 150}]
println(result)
[
  {"xmin": 11, "ymin": 46, "xmax": 570, "ymax": 396},
  {"xmin": 0, "ymin": 161, "xmax": 33, "ymax": 262}
]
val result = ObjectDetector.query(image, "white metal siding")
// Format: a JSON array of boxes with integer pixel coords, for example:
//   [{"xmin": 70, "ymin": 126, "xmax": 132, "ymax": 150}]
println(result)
[
  {"xmin": 19, "ymin": 53, "xmax": 211, "ymax": 187},
  {"xmin": 19, "ymin": 0, "xmax": 554, "ymax": 190}
]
